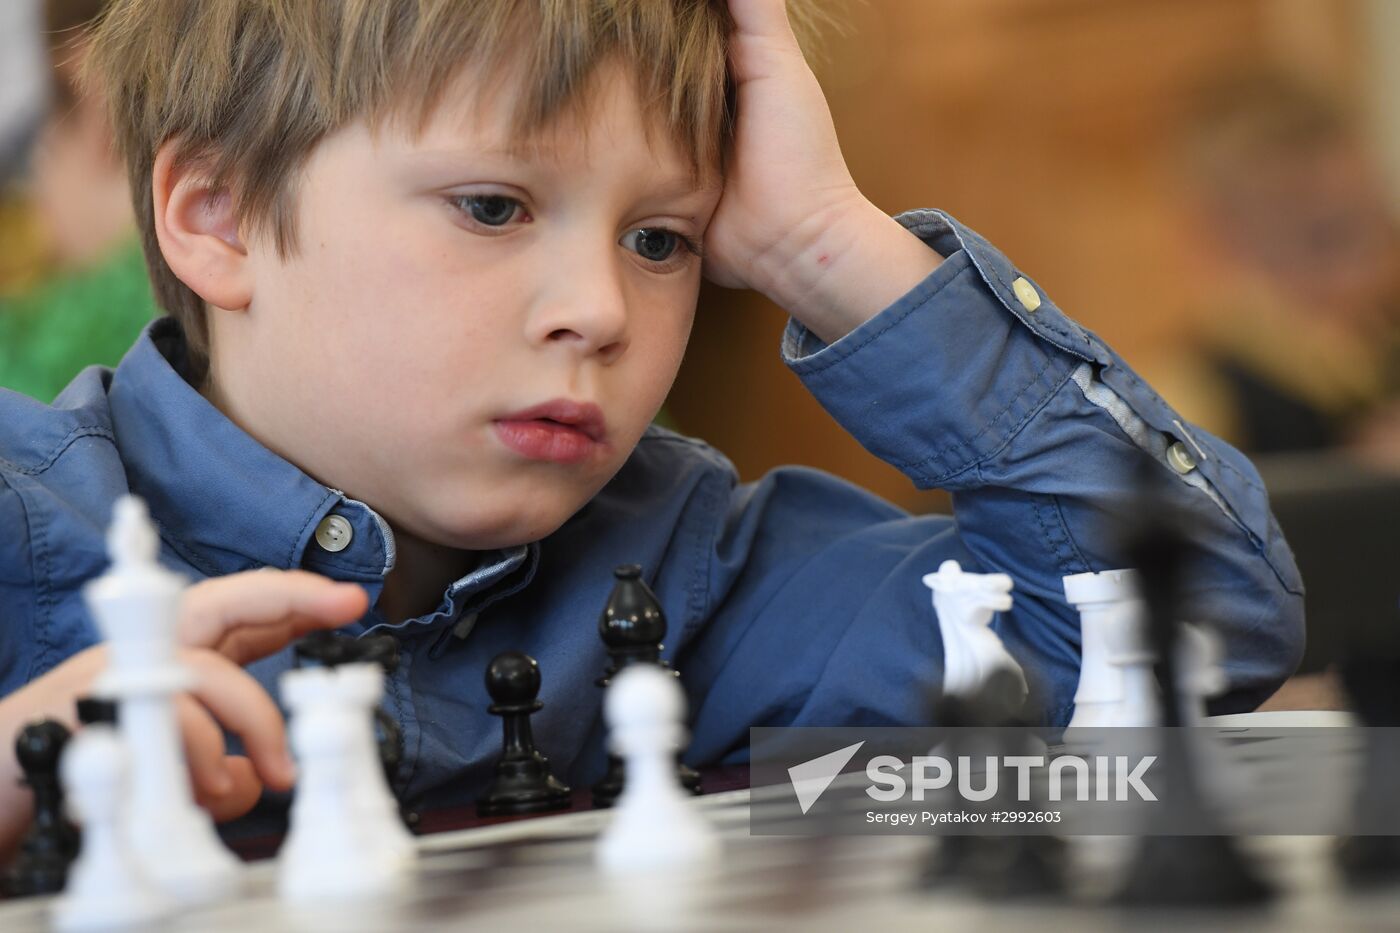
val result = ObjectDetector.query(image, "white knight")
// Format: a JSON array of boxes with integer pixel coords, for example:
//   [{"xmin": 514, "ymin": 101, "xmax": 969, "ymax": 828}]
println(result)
[{"xmin": 923, "ymin": 559, "xmax": 1027, "ymax": 703}]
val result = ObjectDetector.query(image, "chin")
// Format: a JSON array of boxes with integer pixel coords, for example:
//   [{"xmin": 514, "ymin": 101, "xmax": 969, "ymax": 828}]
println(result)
[{"xmin": 425, "ymin": 496, "xmax": 581, "ymax": 551}]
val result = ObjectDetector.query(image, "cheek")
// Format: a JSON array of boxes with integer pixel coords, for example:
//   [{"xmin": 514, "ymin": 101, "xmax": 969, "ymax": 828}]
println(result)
[
  {"xmin": 283, "ymin": 209, "xmax": 510, "ymax": 369},
  {"xmin": 624, "ymin": 304, "xmax": 693, "ymax": 411}
]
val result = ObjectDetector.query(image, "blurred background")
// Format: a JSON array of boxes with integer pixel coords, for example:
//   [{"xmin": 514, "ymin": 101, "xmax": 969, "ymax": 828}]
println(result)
[
  {"xmin": 0, "ymin": 0, "xmax": 155, "ymax": 404},
  {"xmin": 673, "ymin": 0, "xmax": 1400, "ymax": 511}
]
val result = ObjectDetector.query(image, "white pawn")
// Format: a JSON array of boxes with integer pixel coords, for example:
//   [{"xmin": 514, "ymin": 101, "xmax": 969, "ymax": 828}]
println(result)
[
  {"xmin": 1176, "ymin": 623, "xmax": 1227, "ymax": 725},
  {"xmin": 84, "ymin": 495, "xmax": 239, "ymax": 904},
  {"xmin": 51, "ymin": 726, "xmax": 169, "ymax": 932},
  {"xmin": 923, "ymin": 560, "xmax": 1026, "ymax": 702},
  {"xmin": 278, "ymin": 664, "xmax": 414, "ymax": 903},
  {"xmin": 597, "ymin": 665, "xmax": 719, "ymax": 875}
]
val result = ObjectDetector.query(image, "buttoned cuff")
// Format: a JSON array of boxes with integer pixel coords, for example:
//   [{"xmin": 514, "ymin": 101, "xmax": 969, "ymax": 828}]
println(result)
[
  {"xmin": 781, "ymin": 209, "xmax": 1090, "ymax": 483},
  {"xmin": 780, "ymin": 208, "xmax": 1302, "ymax": 596}
]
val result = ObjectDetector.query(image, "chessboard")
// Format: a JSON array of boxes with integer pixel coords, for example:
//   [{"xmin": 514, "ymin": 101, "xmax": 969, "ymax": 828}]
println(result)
[{"xmin": 2, "ymin": 714, "xmax": 1397, "ymax": 933}]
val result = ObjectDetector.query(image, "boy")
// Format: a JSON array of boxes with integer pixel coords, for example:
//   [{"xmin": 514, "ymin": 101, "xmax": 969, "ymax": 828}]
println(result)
[{"xmin": 0, "ymin": 0, "xmax": 1303, "ymax": 856}]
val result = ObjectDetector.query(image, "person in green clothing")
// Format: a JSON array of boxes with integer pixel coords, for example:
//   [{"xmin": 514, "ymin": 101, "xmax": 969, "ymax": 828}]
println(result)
[
  {"xmin": 0, "ymin": 0, "xmax": 157, "ymax": 403},
  {"xmin": 0, "ymin": 239, "xmax": 156, "ymax": 402}
]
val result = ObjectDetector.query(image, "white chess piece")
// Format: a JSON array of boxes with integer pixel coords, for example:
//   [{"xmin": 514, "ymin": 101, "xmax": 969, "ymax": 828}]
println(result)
[
  {"xmin": 1176, "ymin": 623, "xmax": 1227, "ymax": 725},
  {"xmin": 923, "ymin": 560, "xmax": 1026, "ymax": 702},
  {"xmin": 83, "ymin": 495, "xmax": 240, "ymax": 905},
  {"xmin": 51, "ymin": 725, "xmax": 169, "ymax": 932},
  {"xmin": 597, "ymin": 665, "xmax": 719, "ymax": 875},
  {"xmin": 277, "ymin": 663, "xmax": 414, "ymax": 903},
  {"xmin": 1063, "ymin": 568, "xmax": 1160, "ymax": 729}
]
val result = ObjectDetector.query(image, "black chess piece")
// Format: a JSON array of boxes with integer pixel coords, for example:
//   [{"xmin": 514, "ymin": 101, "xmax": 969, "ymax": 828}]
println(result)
[
  {"xmin": 1335, "ymin": 654, "xmax": 1400, "ymax": 887},
  {"xmin": 477, "ymin": 651, "xmax": 572, "ymax": 817},
  {"xmin": 1111, "ymin": 489, "xmax": 1273, "ymax": 907},
  {"xmin": 3, "ymin": 720, "xmax": 80, "ymax": 897},
  {"xmin": 919, "ymin": 669, "xmax": 1065, "ymax": 898},
  {"xmin": 592, "ymin": 564, "xmax": 700, "ymax": 807},
  {"xmin": 293, "ymin": 630, "xmax": 356, "ymax": 667},
  {"xmin": 75, "ymin": 697, "xmax": 118, "ymax": 726}
]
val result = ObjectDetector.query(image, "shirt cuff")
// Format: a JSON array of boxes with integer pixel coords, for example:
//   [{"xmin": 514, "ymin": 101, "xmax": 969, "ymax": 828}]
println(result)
[
  {"xmin": 779, "ymin": 208, "xmax": 1301, "ymax": 595},
  {"xmin": 781, "ymin": 209, "xmax": 1088, "ymax": 481}
]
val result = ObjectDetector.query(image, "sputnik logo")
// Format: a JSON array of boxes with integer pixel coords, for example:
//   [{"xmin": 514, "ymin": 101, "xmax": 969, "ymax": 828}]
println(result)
[{"xmin": 787, "ymin": 741, "xmax": 865, "ymax": 814}]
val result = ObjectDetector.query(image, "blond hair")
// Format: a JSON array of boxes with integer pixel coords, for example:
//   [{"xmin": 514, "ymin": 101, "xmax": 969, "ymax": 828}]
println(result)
[{"xmin": 86, "ymin": 0, "xmax": 830, "ymax": 380}]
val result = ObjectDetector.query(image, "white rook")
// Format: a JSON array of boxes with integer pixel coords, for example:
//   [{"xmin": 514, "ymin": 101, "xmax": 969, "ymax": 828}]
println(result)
[
  {"xmin": 278, "ymin": 663, "xmax": 414, "ymax": 903},
  {"xmin": 1062, "ymin": 568, "xmax": 1158, "ymax": 729}
]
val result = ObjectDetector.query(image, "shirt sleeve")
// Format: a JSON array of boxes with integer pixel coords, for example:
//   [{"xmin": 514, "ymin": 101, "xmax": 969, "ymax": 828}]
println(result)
[
  {"xmin": 0, "ymin": 470, "xmax": 39, "ymax": 693},
  {"xmin": 677, "ymin": 209, "xmax": 1304, "ymax": 765}
]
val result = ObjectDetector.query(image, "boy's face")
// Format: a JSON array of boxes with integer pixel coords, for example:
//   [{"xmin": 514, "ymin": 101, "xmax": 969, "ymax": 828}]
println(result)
[{"xmin": 211, "ymin": 59, "xmax": 722, "ymax": 551}]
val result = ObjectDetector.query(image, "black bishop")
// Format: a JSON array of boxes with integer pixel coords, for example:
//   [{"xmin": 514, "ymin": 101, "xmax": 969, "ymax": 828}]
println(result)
[{"xmin": 592, "ymin": 564, "xmax": 700, "ymax": 807}]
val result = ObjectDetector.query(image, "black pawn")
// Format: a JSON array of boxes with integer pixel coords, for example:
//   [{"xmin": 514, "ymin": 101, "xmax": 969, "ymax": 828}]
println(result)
[
  {"xmin": 477, "ymin": 651, "xmax": 572, "ymax": 817},
  {"xmin": 592, "ymin": 565, "xmax": 700, "ymax": 807},
  {"xmin": 3, "ymin": 720, "xmax": 80, "ymax": 897}
]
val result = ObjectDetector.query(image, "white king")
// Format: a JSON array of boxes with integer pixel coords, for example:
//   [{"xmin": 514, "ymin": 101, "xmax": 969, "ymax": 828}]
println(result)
[{"xmin": 83, "ymin": 495, "xmax": 240, "ymax": 905}]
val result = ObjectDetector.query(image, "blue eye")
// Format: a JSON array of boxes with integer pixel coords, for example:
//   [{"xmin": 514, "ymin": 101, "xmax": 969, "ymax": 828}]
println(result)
[
  {"xmin": 623, "ymin": 228, "xmax": 703, "ymax": 265},
  {"xmin": 631, "ymin": 228, "xmax": 678, "ymax": 262},
  {"xmin": 457, "ymin": 195, "xmax": 518, "ymax": 226}
]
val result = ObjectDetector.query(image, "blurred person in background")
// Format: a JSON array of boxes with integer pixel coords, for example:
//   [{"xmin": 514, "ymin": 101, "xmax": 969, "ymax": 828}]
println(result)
[
  {"xmin": 1165, "ymin": 68, "xmax": 1400, "ymax": 464},
  {"xmin": 0, "ymin": 0, "xmax": 156, "ymax": 403}
]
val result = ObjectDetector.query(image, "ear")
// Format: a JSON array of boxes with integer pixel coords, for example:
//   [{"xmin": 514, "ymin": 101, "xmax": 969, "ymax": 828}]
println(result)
[{"xmin": 151, "ymin": 141, "xmax": 253, "ymax": 311}]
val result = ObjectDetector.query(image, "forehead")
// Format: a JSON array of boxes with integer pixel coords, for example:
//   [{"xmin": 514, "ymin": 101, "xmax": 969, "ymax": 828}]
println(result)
[{"xmin": 395, "ymin": 56, "xmax": 722, "ymax": 193}]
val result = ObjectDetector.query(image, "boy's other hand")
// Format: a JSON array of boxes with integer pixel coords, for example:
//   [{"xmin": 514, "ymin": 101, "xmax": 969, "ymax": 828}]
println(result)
[
  {"xmin": 0, "ymin": 570, "xmax": 367, "ymax": 852},
  {"xmin": 706, "ymin": 0, "xmax": 943, "ymax": 345}
]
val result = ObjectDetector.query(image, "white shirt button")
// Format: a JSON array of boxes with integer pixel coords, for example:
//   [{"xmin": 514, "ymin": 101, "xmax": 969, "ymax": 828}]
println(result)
[
  {"xmin": 1012, "ymin": 276, "xmax": 1042, "ymax": 312},
  {"xmin": 315, "ymin": 515, "xmax": 354, "ymax": 553},
  {"xmin": 1166, "ymin": 441, "xmax": 1198, "ymax": 474}
]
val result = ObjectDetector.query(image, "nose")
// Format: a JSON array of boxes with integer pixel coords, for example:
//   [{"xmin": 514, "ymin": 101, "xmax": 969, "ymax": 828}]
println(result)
[{"xmin": 524, "ymin": 245, "xmax": 630, "ymax": 363}]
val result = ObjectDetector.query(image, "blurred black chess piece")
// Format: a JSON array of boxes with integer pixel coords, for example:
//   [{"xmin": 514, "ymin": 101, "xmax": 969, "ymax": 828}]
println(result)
[
  {"xmin": 75, "ymin": 697, "xmax": 117, "ymax": 727},
  {"xmin": 1335, "ymin": 654, "xmax": 1400, "ymax": 887},
  {"xmin": 3, "ymin": 720, "xmax": 81, "ymax": 897},
  {"xmin": 1111, "ymin": 477, "xmax": 1273, "ymax": 907},
  {"xmin": 592, "ymin": 564, "xmax": 700, "ymax": 807},
  {"xmin": 477, "ymin": 651, "xmax": 572, "ymax": 816},
  {"xmin": 918, "ymin": 668, "xmax": 1065, "ymax": 898}
]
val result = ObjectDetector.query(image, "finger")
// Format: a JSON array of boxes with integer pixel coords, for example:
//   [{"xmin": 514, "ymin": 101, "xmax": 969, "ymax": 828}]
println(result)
[
  {"xmin": 177, "ymin": 695, "xmax": 233, "ymax": 801},
  {"xmin": 201, "ymin": 756, "xmax": 265, "ymax": 823},
  {"xmin": 179, "ymin": 569, "xmax": 368, "ymax": 653},
  {"xmin": 183, "ymin": 651, "xmax": 296, "ymax": 790},
  {"xmin": 728, "ymin": 0, "xmax": 797, "ymax": 43},
  {"xmin": 215, "ymin": 612, "xmax": 356, "ymax": 667}
]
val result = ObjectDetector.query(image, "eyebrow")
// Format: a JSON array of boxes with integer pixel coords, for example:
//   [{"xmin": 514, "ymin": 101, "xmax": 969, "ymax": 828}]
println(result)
[{"xmin": 411, "ymin": 146, "xmax": 721, "ymax": 199}]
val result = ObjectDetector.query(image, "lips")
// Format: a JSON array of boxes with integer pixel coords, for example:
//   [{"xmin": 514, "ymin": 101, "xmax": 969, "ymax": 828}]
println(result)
[
  {"xmin": 492, "ymin": 399, "xmax": 608, "ymax": 464},
  {"xmin": 496, "ymin": 399, "xmax": 606, "ymax": 442}
]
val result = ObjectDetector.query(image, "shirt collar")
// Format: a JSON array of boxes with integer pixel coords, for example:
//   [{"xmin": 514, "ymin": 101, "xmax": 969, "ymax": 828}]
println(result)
[{"xmin": 106, "ymin": 318, "xmax": 528, "ymax": 626}]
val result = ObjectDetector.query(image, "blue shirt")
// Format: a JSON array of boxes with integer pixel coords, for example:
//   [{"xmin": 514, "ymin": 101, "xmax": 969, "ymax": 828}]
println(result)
[{"xmin": 0, "ymin": 210, "xmax": 1304, "ymax": 812}]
